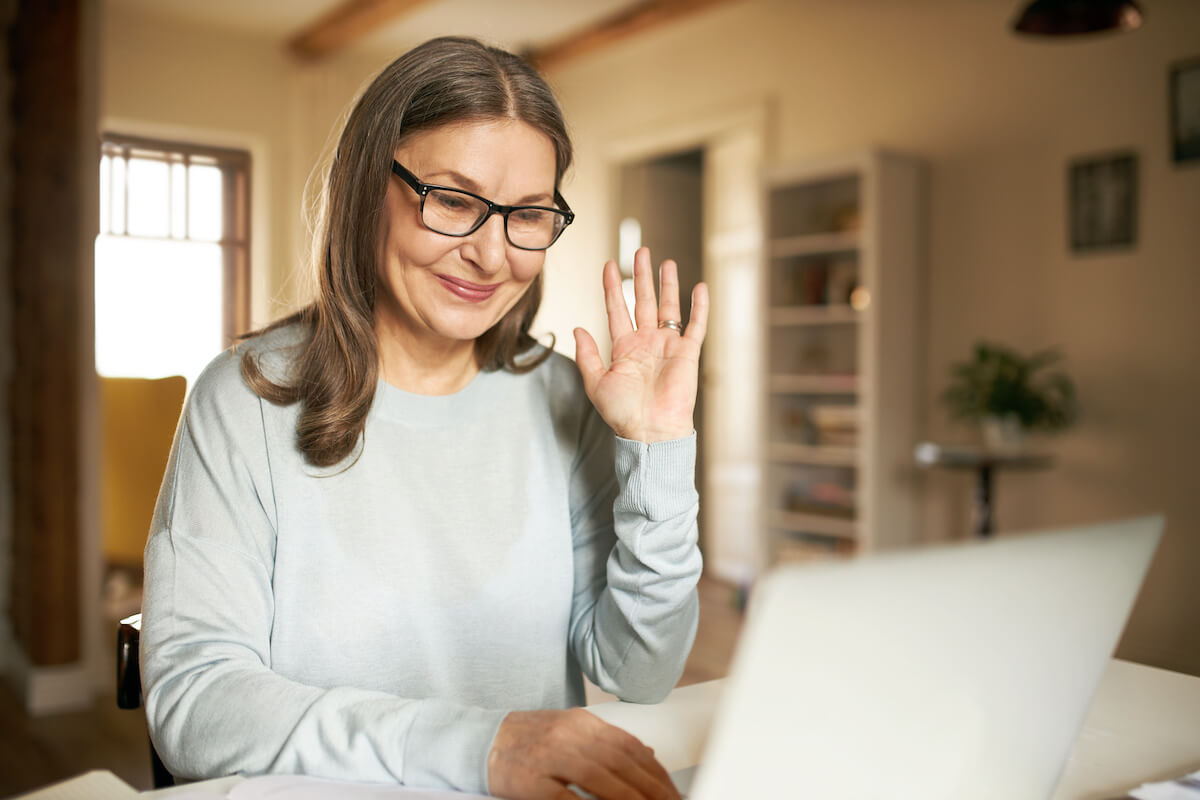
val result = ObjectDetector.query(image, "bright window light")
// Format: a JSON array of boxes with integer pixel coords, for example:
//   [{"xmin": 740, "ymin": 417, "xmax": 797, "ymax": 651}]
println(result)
[
  {"xmin": 188, "ymin": 164, "xmax": 223, "ymax": 241},
  {"xmin": 126, "ymin": 158, "xmax": 169, "ymax": 238},
  {"xmin": 94, "ymin": 236, "xmax": 222, "ymax": 387}
]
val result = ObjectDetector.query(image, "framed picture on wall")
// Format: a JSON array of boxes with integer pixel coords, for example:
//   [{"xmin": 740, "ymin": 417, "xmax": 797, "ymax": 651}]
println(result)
[
  {"xmin": 1068, "ymin": 152, "xmax": 1138, "ymax": 253},
  {"xmin": 1170, "ymin": 57, "xmax": 1200, "ymax": 164}
]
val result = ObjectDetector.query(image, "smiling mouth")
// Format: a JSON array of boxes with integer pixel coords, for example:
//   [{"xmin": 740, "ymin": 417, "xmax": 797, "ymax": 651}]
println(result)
[{"xmin": 436, "ymin": 274, "xmax": 500, "ymax": 303}]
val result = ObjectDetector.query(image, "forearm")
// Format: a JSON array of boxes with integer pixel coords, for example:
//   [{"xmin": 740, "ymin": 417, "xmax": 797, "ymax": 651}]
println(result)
[
  {"xmin": 571, "ymin": 434, "xmax": 702, "ymax": 702},
  {"xmin": 143, "ymin": 660, "xmax": 505, "ymax": 791}
]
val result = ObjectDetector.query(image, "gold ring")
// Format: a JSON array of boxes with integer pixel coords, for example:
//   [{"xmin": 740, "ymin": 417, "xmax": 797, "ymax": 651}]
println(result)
[{"xmin": 658, "ymin": 320, "xmax": 683, "ymax": 333}]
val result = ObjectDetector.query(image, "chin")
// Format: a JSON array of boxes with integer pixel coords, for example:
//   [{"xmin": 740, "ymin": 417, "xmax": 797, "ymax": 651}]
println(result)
[
  {"xmin": 432, "ymin": 310, "xmax": 508, "ymax": 343},
  {"xmin": 440, "ymin": 295, "xmax": 525, "ymax": 338}
]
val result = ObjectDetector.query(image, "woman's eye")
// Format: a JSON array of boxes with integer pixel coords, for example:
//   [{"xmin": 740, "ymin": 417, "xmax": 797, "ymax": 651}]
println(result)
[
  {"xmin": 513, "ymin": 209, "xmax": 548, "ymax": 224},
  {"xmin": 432, "ymin": 192, "xmax": 469, "ymax": 211}
]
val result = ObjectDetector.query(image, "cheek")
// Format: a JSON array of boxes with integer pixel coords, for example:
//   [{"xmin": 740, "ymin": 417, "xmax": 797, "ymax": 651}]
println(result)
[
  {"xmin": 393, "ymin": 232, "xmax": 453, "ymax": 269},
  {"xmin": 381, "ymin": 191, "xmax": 452, "ymax": 269},
  {"xmin": 510, "ymin": 251, "xmax": 546, "ymax": 284}
]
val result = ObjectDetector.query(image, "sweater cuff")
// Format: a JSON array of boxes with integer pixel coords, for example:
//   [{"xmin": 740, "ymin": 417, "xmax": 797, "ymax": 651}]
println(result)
[
  {"xmin": 403, "ymin": 699, "xmax": 507, "ymax": 794},
  {"xmin": 613, "ymin": 433, "xmax": 698, "ymax": 521}
]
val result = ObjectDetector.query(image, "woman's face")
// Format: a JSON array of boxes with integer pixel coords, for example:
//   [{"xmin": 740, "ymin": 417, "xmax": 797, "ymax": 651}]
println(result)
[{"xmin": 376, "ymin": 118, "xmax": 558, "ymax": 353}]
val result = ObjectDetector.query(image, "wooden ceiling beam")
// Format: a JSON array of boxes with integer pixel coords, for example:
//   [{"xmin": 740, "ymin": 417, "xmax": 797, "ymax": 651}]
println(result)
[
  {"xmin": 287, "ymin": 0, "xmax": 434, "ymax": 60},
  {"xmin": 526, "ymin": 0, "xmax": 734, "ymax": 72}
]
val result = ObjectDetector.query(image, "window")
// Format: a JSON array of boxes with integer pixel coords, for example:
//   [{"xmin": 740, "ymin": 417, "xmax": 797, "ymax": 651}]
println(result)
[{"xmin": 96, "ymin": 134, "xmax": 251, "ymax": 387}]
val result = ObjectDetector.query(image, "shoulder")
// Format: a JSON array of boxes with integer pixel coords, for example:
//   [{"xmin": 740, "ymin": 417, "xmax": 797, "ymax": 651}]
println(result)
[
  {"xmin": 516, "ymin": 346, "xmax": 611, "ymax": 455},
  {"xmin": 186, "ymin": 322, "xmax": 307, "ymax": 421},
  {"xmin": 519, "ymin": 346, "xmax": 589, "ymax": 410}
]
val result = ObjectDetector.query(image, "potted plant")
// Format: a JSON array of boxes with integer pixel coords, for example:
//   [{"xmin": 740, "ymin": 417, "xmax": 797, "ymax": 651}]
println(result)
[{"xmin": 941, "ymin": 341, "xmax": 1078, "ymax": 452}]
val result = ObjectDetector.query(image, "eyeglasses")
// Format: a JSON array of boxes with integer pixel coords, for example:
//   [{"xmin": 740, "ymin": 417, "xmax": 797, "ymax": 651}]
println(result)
[{"xmin": 390, "ymin": 160, "xmax": 574, "ymax": 251}]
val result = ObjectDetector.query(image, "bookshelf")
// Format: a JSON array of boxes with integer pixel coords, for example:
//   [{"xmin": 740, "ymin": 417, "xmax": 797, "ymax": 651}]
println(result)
[{"xmin": 762, "ymin": 151, "xmax": 925, "ymax": 566}]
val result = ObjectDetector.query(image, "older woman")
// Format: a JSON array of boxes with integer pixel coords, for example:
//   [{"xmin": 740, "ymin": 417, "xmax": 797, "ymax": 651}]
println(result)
[{"xmin": 141, "ymin": 36, "xmax": 707, "ymax": 800}]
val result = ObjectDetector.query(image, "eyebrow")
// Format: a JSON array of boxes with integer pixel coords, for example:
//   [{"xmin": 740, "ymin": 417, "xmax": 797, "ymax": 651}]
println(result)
[{"xmin": 422, "ymin": 169, "xmax": 554, "ymax": 206}]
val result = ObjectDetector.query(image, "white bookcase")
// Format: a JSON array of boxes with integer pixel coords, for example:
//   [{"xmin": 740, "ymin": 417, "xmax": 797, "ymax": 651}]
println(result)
[{"xmin": 762, "ymin": 151, "xmax": 925, "ymax": 565}]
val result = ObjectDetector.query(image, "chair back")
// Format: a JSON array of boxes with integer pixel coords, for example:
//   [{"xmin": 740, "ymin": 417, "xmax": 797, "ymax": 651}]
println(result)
[{"xmin": 116, "ymin": 612, "xmax": 174, "ymax": 788}]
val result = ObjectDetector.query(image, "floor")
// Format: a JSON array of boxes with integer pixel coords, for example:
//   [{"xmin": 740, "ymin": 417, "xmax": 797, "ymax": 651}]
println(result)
[{"xmin": 0, "ymin": 573, "xmax": 745, "ymax": 798}]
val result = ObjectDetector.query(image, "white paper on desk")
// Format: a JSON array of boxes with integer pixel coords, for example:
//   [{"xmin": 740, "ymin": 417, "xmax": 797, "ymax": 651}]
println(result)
[
  {"xmin": 227, "ymin": 775, "xmax": 490, "ymax": 800},
  {"xmin": 1130, "ymin": 770, "xmax": 1200, "ymax": 800},
  {"xmin": 13, "ymin": 770, "xmax": 139, "ymax": 800}
]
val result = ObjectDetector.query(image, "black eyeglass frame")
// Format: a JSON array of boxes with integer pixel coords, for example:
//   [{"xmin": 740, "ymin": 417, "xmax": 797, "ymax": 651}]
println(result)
[{"xmin": 390, "ymin": 160, "xmax": 575, "ymax": 251}]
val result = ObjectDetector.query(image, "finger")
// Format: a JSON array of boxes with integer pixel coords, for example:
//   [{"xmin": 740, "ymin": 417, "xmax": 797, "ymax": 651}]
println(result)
[
  {"xmin": 529, "ymin": 778, "xmax": 579, "ymax": 800},
  {"xmin": 573, "ymin": 328, "xmax": 605, "ymax": 395},
  {"xmin": 605, "ymin": 733, "xmax": 679, "ymax": 798},
  {"xmin": 683, "ymin": 281, "xmax": 709, "ymax": 345},
  {"xmin": 657, "ymin": 259, "xmax": 683, "ymax": 330},
  {"xmin": 632, "ymin": 246, "xmax": 658, "ymax": 331},
  {"xmin": 557, "ymin": 760, "xmax": 644, "ymax": 800},
  {"xmin": 583, "ymin": 718, "xmax": 679, "ymax": 800},
  {"xmin": 603, "ymin": 260, "xmax": 634, "ymax": 342},
  {"xmin": 587, "ymin": 741, "xmax": 679, "ymax": 800}
]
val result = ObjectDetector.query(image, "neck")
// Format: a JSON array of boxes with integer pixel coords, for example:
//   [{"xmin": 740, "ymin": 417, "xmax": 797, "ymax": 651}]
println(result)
[{"xmin": 375, "ymin": 315, "xmax": 480, "ymax": 396}]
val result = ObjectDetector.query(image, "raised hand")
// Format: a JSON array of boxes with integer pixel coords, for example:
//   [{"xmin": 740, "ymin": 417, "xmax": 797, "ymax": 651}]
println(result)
[
  {"xmin": 573, "ymin": 247, "xmax": 709, "ymax": 443},
  {"xmin": 487, "ymin": 708, "xmax": 681, "ymax": 800}
]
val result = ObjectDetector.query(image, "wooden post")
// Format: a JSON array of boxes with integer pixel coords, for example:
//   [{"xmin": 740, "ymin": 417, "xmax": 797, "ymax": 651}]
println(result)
[{"xmin": 6, "ymin": 0, "xmax": 85, "ymax": 667}]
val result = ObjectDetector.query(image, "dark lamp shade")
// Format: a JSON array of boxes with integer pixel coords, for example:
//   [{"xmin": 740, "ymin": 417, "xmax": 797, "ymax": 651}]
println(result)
[{"xmin": 1012, "ymin": 0, "xmax": 1144, "ymax": 36}]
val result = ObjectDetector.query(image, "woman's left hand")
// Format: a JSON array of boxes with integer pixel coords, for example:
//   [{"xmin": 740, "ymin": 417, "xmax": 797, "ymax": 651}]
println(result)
[{"xmin": 574, "ymin": 247, "xmax": 709, "ymax": 443}]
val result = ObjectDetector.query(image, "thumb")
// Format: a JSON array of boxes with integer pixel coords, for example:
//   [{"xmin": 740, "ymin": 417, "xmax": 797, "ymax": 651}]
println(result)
[{"xmin": 573, "ymin": 328, "xmax": 605, "ymax": 396}]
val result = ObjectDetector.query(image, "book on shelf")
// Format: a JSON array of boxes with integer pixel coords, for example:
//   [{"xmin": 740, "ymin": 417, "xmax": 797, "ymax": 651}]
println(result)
[
  {"xmin": 800, "ymin": 261, "xmax": 828, "ymax": 305},
  {"xmin": 809, "ymin": 404, "xmax": 860, "ymax": 429},
  {"xmin": 770, "ymin": 373, "xmax": 859, "ymax": 394},
  {"xmin": 782, "ymin": 499, "xmax": 856, "ymax": 519},
  {"xmin": 783, "ymin": 475, "xmax": 856, "ymax": 517},
  {"xmin": 808, "ymin": 403, "xmax": 860, "ymax": 447},
  {"xmin": 815, "ymin": 430, "xmax": 859, "ymax": 447},
  {"xmin": 772, "ymin": 531, "xmax": 855, "ymax": 564}
]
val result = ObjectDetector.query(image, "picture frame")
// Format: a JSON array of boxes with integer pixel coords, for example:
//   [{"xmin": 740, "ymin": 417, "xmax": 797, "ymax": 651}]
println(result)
[
  {"xmin": 1170, "ymin": 57, "xmax": 1200, "ymax": 164},
  {"xmin": 1068, "ymin": 152, "xmax": 1138, "ymax": 253}
]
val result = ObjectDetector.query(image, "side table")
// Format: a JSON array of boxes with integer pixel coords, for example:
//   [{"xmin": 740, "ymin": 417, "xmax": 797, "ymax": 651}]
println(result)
[{"xmin": 914, "ymin": 442, "xmax": 1053, "ymax": 537}]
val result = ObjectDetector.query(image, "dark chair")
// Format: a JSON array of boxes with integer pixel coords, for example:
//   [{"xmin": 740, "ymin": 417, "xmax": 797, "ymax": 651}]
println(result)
[{"xmin": 117, "ymin": 613, "xmax": 175, "ymax": 788}]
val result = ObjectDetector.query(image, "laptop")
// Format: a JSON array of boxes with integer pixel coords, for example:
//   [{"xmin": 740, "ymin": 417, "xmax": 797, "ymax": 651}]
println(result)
[{"xmin": 685, "ymin": 515, "xmax": 1163, "ymax": 800}]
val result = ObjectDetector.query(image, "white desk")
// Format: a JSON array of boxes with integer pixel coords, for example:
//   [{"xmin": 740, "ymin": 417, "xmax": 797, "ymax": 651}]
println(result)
[{"xmin": 136, "ymin": 658, "xmax": 1197, "ymax": 798}]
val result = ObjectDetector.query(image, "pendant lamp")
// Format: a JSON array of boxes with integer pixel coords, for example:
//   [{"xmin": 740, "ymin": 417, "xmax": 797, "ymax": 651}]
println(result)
[{"xmin": 1012, "ymin": 0, "xmax": 1144, "ymax": 36}]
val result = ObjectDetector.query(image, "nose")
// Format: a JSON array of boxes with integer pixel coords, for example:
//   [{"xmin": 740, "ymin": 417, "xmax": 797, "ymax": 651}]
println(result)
[{"xmin": 465, "ymin": 211, "xmax": 508, "ymax": 275}]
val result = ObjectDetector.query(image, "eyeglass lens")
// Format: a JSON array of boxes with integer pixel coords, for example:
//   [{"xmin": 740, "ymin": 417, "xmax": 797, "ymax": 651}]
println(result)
[{"xmin": 423, "ymin": 189, "xmax": 565, "ymax": 249}]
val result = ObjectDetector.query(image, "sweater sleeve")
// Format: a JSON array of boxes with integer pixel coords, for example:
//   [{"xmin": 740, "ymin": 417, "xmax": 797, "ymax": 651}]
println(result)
[
  {"xmin": 565, "ymin": 401, "xmax": 702, "ymax": 703},
  {"xmin": 139, "ymin": 354, "xmax": 505, "ymax": 793}
]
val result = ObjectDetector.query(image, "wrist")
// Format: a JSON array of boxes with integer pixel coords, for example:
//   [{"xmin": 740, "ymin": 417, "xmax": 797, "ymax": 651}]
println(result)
[{"xmin": 616, "ymin": 426, "xmax": 694, "ymax": 444}]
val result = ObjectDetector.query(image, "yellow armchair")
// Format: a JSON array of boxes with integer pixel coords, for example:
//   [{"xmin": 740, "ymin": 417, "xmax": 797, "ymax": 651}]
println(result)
[{"xmin": 100, "ymin": 375, "xmax": 186, "ymax": 567}]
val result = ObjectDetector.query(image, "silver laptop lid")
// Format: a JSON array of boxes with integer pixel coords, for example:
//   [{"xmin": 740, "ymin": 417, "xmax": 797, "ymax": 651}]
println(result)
[{"xmin": 690, "ymin": 516, "xmax": 1163, "ymax": 800}]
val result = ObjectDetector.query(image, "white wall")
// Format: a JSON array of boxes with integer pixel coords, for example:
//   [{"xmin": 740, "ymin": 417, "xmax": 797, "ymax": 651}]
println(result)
[{"xmin": 543, "ymin": 0, "xmax": 1200, "ymax": 675}]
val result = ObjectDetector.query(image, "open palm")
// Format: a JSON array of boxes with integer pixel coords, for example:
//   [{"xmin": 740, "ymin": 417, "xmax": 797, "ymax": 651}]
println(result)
[{"xmin": 573, "ymin": 247, "xmax": 709, "ymax": 443}]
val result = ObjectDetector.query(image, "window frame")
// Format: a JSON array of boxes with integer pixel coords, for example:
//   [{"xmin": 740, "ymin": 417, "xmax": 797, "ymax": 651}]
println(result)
[{"xmin": 98, "ymin": 132, "xmax": 252, "ymax": 346}]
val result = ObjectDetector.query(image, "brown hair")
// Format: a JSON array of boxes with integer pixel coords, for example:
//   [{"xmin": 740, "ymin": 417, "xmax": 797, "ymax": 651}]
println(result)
[{"xmin": 242, "ymin": 37, "xmax": 573, "ymax": 467}]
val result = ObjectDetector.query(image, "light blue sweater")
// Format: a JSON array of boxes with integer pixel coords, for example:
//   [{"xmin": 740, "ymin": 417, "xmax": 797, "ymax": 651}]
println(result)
[{"xmin": 140, "ymin": 326, "xmax": 702, "ymax": 794}]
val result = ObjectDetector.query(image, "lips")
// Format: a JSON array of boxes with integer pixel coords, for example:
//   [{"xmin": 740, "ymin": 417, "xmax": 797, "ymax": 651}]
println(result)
[{"xmin": 435, "ymin": 274, "xmax": 500, "ymax": 303}]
